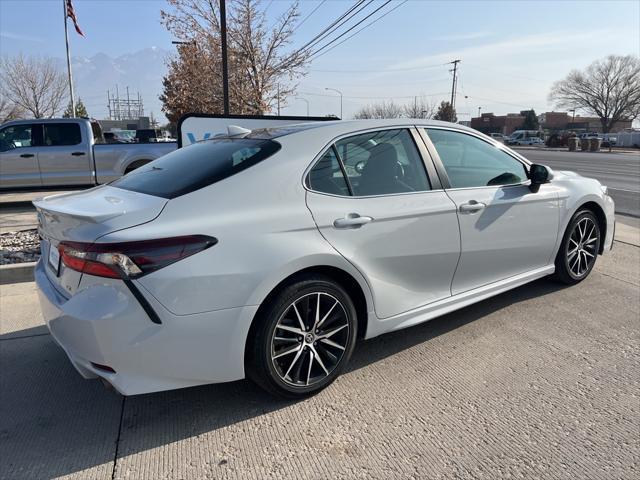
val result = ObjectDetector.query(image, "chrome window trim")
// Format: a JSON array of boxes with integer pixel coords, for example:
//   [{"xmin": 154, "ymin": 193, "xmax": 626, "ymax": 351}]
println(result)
[
  {"xmin": 302, "ymin": 125, "xmax": 442, "ymax": 199},
  {"xmin": 418, "ymin": 126, "xmax": 532, "ymax": 191}
]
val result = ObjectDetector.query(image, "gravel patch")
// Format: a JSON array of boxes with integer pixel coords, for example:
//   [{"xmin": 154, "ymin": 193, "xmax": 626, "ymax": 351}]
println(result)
[{"xmin": 0, "ymin": 229, "xmax": 40, "ymax": 265}]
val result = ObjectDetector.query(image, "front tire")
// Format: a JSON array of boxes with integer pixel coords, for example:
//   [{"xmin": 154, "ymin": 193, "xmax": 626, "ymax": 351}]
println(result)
[
  {"xmin": 246, "ymin": 275, "xmax": 358, "ymax": 398},
  {"xmin": 554, "ymin": 210, "xmax": 601, "ymax": 284}
]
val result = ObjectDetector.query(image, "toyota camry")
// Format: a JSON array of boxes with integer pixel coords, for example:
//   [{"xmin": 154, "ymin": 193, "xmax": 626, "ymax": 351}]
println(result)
[{"xmin": 34, "ymin": 119, "xmax": 615, "ymax": 397}]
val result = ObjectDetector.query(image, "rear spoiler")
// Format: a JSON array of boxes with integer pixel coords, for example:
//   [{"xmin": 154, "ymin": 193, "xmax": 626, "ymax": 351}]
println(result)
[{"xmin": 176, "ymin": 113, "xmax": 336, "ymax": 148}]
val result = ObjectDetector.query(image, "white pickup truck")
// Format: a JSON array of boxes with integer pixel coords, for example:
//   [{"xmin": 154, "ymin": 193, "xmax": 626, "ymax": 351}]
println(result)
[{"xmin": 0, "ymin": 118, "xmax": 176, "ymax": 189}]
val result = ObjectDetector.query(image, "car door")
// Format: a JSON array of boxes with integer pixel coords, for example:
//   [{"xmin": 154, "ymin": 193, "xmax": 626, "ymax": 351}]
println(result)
[
  {"xmin": 305, "ymin": 127, "xmax": 460, "ymax": 319},
  {"xmin": 0, "ymin": 123, "xmax": 42, "ymax": 188},
  {"xmin": 38, "ymin": 122, "xmax": 92, "ymax": 186},
  {"xmin": 420, "ymin": 128, "xmax": 559, "ymax": 295}
]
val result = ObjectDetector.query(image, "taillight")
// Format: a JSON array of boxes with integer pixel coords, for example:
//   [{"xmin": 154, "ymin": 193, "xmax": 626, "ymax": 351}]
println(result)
[{"xmin": 58, "ymin": 235, "xmax": 217, "ymax": 279}]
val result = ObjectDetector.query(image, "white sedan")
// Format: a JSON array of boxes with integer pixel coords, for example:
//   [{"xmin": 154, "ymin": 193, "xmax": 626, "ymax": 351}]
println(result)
[{"xmin": 34, "ymin": 119, "xmax": 615, "ymax": 397}]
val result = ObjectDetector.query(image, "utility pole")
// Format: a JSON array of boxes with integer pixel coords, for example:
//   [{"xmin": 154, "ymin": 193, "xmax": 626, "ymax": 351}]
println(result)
[
  {"xmin": 62, "ymin": 0, "xmax": 76, "ymax": 117},
  {"xmin": 220, "ymin": 0, "xmax": 230, "ymax": 115},
  {"xmin": 449, "ymin": 59, "xmax": 461, "ymax": 122}
]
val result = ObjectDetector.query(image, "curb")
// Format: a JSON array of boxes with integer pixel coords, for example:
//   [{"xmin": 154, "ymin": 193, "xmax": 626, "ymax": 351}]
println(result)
[{"xmin": 0, "ymin": 262, "xmax": 36, "ymax": 285}]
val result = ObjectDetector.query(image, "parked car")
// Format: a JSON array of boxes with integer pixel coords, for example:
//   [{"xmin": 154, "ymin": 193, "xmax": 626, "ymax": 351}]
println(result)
[
  {"xmin": 507, "ymin": 130, "xmax": 541, "ymax": 145},
  {"xmin": 513, "ymin": 137, "xmax": 544, "ymax": 146},
  {"xmin": 34, "ymin": 119, "xmax": 615, "ymax": 398},
  {"xmin": 489, "ymin": 132, "xmax": 507, "ymax": 142},
  {"xmin": 0, "ymin": 118, "xmax": 176, "ymax": 189}
]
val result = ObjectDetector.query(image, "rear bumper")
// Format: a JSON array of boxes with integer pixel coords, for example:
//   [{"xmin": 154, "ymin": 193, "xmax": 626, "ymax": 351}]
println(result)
[{"xmin": 35, "ymin": 259, "xmax": 258, "ymax": 395}]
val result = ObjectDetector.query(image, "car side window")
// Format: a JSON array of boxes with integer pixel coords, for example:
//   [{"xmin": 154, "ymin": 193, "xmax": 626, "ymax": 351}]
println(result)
[
  {"xmin": 307, "ymin": 148, "xmax": 350, "ymax": 196},
  {"xmin": 335, "ymin": 129, "xmax": 430, "ymax": 196},
  {"xmin": 424, "ymin": 128, "xmax": 527, "ymax": 188},
  {"xmin": 43, "ymin": 123, "xmax": 82, "ymax": 147},
  {"xmin": 0, "ymin": 124, "xmax": 34, "ymax": 152}
]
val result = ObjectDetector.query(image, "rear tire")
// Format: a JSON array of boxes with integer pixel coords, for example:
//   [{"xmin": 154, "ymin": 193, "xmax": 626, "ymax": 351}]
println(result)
[
  {"xmin": 554, "ymin": 210, "xmax": 601, "ymax": 285},
  {"xmin": 246, "ymin": 275, "xmax": 358, "ymax": 398}
]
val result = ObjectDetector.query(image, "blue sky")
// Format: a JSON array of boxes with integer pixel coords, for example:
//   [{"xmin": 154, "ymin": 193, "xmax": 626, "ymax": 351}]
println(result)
[{"xmin": 1, "ymin": 0, "xmax": 638, "ymax": 121}]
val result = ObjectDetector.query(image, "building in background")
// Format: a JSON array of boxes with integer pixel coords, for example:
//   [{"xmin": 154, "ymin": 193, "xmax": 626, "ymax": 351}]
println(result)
[
  {"xmin": 470, "ymin": 112, "xmax": 526, "ymax": 135},
  {"xmin": 471, "ymin": 110, "xmax": 632, "ymax": 136},
  {"xmin": 538, "ymin": 112, "xmax": 631, "ymax": 134}
]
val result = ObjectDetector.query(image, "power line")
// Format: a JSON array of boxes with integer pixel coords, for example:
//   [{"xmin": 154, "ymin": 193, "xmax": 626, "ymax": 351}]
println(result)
[
  {"xmin": 298, "ymin": 90, "xmax": 450, "ymax": 100},
  {"xmin": 309, "ymin": 0, "xmax": 408, "ymax": 61},
  {"xmin": 463, "ymin": 94, "xmax": 533, "ymax": 110},
  {"xmin": 310, "ymin": 62, "xmax": 445, "ymax": 73},
  {"xmin": 293, "ymin": 0, "xmax": 327, "ymax": 32},
  {"xmin": 309, "ymin": 0, "xmax": 394, "ymax": 58},
  {"xmin": 294, "ymin": 0, "xmax": 369, "ymax": 54}
]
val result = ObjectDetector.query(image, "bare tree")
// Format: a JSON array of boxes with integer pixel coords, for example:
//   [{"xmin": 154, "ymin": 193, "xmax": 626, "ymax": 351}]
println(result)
[
  {"xmin": 160, "ymin": 0, "xmax": 309, "ymax": 121},
  {"xmin": 354, "ymin": 100, "xmax": 404, "ymax": 119},
  {"xmin": 0, "ymin": 95, "xmax": 25, "ymax": 123},
  {"xmin": 0, "ymin": 54, "xmax": 68, "ymax": 118},
  {"xmin": 403, "ymin": 97, "xmax": 436, "ymax": 119},
  {"xmin": 549, "ymin": 55, "xmax": 640, "ymax": 133},
  {"xmin": 354, "ymin": 98, "xmax": 436, "ymax": 119}
]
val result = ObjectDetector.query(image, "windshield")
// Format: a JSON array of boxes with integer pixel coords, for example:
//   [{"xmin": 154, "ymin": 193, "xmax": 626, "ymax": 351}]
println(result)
[{"xmin": 111, "ymin": 138, "xmax": 281, "ymax": 199}]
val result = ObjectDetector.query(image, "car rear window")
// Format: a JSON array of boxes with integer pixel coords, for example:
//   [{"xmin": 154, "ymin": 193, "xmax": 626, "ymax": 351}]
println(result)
[{"xmin": 111, "ymin": 138, "xmax": 281, "ymax": 199}]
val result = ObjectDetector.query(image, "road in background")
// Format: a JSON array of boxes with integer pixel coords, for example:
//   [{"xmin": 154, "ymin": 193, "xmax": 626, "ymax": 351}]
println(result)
[{"xmin": 514, "ymin": 148, "xmax": 640, "ymax": 217}]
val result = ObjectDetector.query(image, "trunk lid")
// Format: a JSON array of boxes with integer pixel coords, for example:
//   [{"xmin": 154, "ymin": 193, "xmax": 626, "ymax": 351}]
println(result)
[{"xmin": 34, "ymin": 185, "xmax": 168, "ymax": 296}]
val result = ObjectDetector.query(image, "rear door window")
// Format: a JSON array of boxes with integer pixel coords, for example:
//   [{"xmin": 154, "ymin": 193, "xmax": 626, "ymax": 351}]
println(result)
[
  {"xmin": 112, "ymin": 138, "xmax": 281, "ymax": 199},
  {"xmin": 43, "ymin": 123, "xmax": 82, "ymax": 146},
  {"xmin": 307, "ymin": 148, "xmax": 350, "ymax": 196},
  {"xmin": 335, "ymin": 129, "xmax": 431, "ymax": 196}
]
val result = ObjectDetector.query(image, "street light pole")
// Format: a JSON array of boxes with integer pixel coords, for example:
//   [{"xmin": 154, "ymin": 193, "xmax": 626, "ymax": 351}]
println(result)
[
  {"xmin": 477, "ymin": 106, "xmax": 482, "ymax": 117},
  {"xmin": 296, "ymin": 97, "xmax": 309, "ymax": 116},
  {"xmin": 325, "ymin": 88, "xmax": 343, "ymax": 119}
]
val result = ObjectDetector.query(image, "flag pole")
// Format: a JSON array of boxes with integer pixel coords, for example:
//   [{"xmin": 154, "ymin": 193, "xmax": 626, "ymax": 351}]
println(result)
[{"xmin": 63, "ymin": 0, "xmax": 76, "ymax": 117}]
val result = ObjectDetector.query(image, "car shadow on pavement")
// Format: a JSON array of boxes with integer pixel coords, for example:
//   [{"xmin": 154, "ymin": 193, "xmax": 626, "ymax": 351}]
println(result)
[{"xmin": 0, "ymin": 277, "xmax": 568, "ymax": 479}]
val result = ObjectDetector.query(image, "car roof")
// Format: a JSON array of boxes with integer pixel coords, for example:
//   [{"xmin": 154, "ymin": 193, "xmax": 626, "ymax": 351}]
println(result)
[{"xmin": 247, "ymin": 118, "xmax": 480, "ymax": 140}]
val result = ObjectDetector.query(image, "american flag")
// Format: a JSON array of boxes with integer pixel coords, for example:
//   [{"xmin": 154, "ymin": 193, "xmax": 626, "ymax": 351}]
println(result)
[{"xmin": 66, "ymin": 0, "xmax": 84, "ymax": 37}]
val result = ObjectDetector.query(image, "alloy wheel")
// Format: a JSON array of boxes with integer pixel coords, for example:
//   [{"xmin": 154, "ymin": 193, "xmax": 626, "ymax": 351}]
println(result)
[
  {"xmin": 567, "ymin": 217, "xmax": 598, "ymax": 277},
  {"xmin": 270, "ymin": 292, "xmax": 350, "ymax": 387}
]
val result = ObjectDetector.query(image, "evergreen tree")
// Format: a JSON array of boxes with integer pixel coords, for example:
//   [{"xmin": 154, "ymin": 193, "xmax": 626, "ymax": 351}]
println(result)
[
  {"xmin": 434, "ymin": 101, "xmax": 457, "ymax": 122},
  {"xmin": 63, "ymin": 98, "xmax": 88, "ymax": 118}
]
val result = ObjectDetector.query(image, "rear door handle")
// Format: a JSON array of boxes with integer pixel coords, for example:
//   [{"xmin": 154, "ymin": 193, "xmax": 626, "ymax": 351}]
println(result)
[
  {"xmin": 20, "ymin": 153, "xmax": 34, "ymax": 158},
  {"xmin": 459, "ymin": 201, "xmax": 486, "ymax": 213},
  {"xmin": 333, "ymin": 213, "xmax": 373, "ymax": 229},
  {"xmin": 71, "ymin": 151, "xmax": 86, "ymax": 156}
]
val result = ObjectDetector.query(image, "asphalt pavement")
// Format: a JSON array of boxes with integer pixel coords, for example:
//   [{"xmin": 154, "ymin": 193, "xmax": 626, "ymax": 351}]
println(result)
[
  {"xmin": 514, "ymin": 148, "xmax": 640, "ymax": 217},
  {"xmin": 1, "ymin": 228, "xmax": 638, "ymax": 479}
]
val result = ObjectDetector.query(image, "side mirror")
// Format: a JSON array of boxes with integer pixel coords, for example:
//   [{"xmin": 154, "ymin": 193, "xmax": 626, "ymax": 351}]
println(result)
[{"xmin": 529, "ymin": 164, "xmax": 553, "ymax": 192}]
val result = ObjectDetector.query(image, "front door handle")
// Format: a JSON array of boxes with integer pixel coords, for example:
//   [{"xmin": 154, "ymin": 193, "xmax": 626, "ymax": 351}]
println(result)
[
  {"xmin": 20, "ymin": 153, "xmax": 35, "ymax": 158},
  {"xmin": 71, "ymin": 151, "xmax": 86, "ymax": 156},
  {"xmin": 459, "ymin": 201, "xmax": 486, "ymax": 213},
  {"xmin": 333, "ymin": 213, "xmax": 373, "ymax": 229}
]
